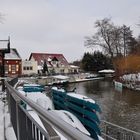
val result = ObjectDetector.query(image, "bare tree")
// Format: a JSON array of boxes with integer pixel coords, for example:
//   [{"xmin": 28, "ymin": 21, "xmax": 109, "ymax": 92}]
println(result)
[
  {"xmin": 85, "ymin": 18, "xmax": 134, "ymax": 59},
  {"xmin": 120, "ymin": 25, "xmax": 133, "ymax": 56}
]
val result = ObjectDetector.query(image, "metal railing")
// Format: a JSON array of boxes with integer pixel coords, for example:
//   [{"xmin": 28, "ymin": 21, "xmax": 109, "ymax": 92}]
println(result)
[
  {"xmin": 5, "ymin": 79, "xmax": 94, "ymax": 140},
  {"xmin": 100, "ymin": 120, "xmax": 140, "ymax": 140}
]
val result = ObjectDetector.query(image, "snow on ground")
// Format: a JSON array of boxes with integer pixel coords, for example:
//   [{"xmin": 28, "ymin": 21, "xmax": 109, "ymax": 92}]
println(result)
[
  {"xmin": 0, "ymin": 84, "xmax": 16, "ymax": 140},
  {"xmin": 121, "ymin": 73, "xmax": 140, "ymax": 82},
  {"xmin": 5, "ymin": 106, "xmax": 16, "ymax": 140},
  {"xmin": 120, "ymin": 73, "xmax": 140, "ymax": 90},
  {"xmin": 0, "ymin": 100, "xmax": 4, "ymax": 140},
  {"xmin": 0, "ymin": 89, "xmax": 16, "ymax": 140}
]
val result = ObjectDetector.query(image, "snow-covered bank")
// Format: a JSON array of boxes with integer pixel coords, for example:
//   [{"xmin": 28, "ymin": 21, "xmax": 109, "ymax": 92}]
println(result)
[
  {"xmin": 0, "ymin": 100, "xmax": 4, "ymax": 140},
  {"xmin": 120, "ymin": 73, "xmax": 140, "ymax": 91}
]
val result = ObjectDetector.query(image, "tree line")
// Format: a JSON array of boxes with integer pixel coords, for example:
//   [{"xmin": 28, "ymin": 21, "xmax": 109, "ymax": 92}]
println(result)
[
  {"xmin": 72, "ymin": 51, "xmax": 113, "ymax": 72},
  {"xmin": 85, "ymin": 18, "xmax": 140, "ymax": 58}
]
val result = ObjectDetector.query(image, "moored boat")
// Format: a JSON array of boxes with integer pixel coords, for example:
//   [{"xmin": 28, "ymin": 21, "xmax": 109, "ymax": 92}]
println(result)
[{"xmin": 51, "ymin": 86, "xmax": 102, "ymax": 140}]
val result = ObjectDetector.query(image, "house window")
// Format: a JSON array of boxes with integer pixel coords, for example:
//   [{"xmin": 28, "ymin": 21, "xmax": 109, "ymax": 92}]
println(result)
[
  {"xmin": 12, "ymin": 65, "xmax": 16, "ymax": 70},
  {"xmin": 5, "ymin": 65, "xmax": 8, "ymax": 74},
  {"xmin": 11, "ymin": 65, "xmax": 16, "ymax": 73},
  {"xmin": 30, "ymin": 66, "xmax": 33, "ymax": 70},
  {"xmin": 9, "ymin": 65, "xmax": 11, "ymax": 71},
  {"xmin": 16, "ymin": 65, "xmax": 19, "ymax": 71},
  {"xmin": 27, "ymin": 67, "xmax": 29, "ymax": 70},
  {"xmin": 60, "ymin": 69, "xmax": 64, "ymax": 73},
  {"xmin": 23, "ymin": 67, "xmax": 26, "ymax": 70}
]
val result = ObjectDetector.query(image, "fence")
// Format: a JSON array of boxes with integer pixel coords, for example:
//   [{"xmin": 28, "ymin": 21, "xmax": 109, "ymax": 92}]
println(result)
[
  {"xmin": 100, "ymin": 120, "xmax": 140, "ymax": 140},
  {"xmin": 5, "ymin": 79, "xmax": 93, "ymax": 140}
]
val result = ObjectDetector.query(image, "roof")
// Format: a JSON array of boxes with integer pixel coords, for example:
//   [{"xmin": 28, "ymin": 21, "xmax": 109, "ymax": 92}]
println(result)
[
  {"xmin": 70, "ymin": 65, "xmax": 79, "ymax": 69},
  {"xmin": 5, "ymin": 48, "xmax": 21, "ymax": 60},
  {"xmin": 29, "ymin": 53, "xmax": 69, "ymax": 66}
]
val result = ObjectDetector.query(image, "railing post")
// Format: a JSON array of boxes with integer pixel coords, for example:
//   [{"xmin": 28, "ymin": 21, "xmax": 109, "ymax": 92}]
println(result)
[{"xmin": 16, "ymin": 99, "xmax": 20, "ymax": 140}]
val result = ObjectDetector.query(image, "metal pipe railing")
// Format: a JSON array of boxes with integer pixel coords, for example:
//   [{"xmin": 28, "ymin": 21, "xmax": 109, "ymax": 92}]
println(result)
[
  {"xmin": 5, "ymin": 81, "xmax": 93, "ymax": 140},
  {"xmin": 102, "ymin": 120, "xmax": 140, "ymax": 136},
  {"xmin": 101, "ymin": 120, "xmax": 140, "ymax": 140}
]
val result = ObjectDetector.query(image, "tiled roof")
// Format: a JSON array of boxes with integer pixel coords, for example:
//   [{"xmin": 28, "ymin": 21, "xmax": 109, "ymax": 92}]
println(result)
[{"xmin": 29, "ymin": 53, "xmax": 69, "ymax": 66}]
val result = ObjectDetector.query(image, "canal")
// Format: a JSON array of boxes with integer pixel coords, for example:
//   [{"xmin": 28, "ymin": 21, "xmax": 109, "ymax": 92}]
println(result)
[{"xmin": 67, "ymin": 79, "xmax": 140, "ymax": 133}]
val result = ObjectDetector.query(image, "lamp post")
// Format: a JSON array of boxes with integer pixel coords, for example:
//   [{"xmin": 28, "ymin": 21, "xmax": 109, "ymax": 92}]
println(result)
[{"xmin": 0, "ymin": 37, "xmax": 10, "ymax": 91}]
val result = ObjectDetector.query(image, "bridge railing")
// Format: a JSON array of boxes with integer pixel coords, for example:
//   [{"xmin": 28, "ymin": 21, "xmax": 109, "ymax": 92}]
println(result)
[
  {"xmin": 100, "ymin": 120, "xmax": 140, "ymax": 140},
  {"xmin": 5, "ymin": 79, "xmax": 93, "ymax": 140}
]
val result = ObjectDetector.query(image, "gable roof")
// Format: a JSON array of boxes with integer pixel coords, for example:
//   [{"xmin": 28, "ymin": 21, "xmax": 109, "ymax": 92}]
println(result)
[
  {"xmin": 5, "ymin": 48, "xmax": 21, "ymax": 60},
  {"xmin": 29, "ymin": 53, "xmax": 69, "ymax": 66}
]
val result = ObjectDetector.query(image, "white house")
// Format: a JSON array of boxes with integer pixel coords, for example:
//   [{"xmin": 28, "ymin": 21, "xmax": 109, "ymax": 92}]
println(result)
[{"xmin": 22, "ymin": 60, "xmax": 38, "ymax": 75}]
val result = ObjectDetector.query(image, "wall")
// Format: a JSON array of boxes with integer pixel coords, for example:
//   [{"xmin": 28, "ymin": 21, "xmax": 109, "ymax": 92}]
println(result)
[{"xmin": 22, "ymin": 60, "xmax": 38, "ymax": 75}]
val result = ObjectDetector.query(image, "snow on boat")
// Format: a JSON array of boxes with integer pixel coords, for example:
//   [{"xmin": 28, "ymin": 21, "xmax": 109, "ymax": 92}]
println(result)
[
  {"xmin": 16, "ymin": 82, "xmax": 54, "ymax": 110},
  {"xmin": 15, "ymin": 81, "xmax": 93, "ymax": 139},
  {"xmin": 51, "ymin": 86, "xmax": 101, "ymax": 140}
]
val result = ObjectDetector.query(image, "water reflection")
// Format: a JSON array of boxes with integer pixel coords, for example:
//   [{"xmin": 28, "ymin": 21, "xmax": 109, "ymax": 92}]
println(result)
[{"xmin": 67, "ymin": 79, "xmax": 140, "ymax": 133}]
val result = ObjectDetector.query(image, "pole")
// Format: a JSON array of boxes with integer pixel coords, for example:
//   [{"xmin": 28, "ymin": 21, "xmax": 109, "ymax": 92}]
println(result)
[{"xmin": 2, "ymin": 52, "xmax": 5, "ymax": 91}]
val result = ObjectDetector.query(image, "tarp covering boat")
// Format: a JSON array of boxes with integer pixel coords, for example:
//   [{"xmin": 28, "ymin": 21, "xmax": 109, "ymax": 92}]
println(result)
[{"xmin": 51, "ymin": 86, "xmax": 101, "ymax": 140}]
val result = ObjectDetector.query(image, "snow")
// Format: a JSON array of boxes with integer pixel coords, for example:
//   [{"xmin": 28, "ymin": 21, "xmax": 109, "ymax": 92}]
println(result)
[
  {"xmin": 52, "ymin": 87, "xmax": 65, "ymax": 92},
  {"xmin": 5, "ymin": 49, "xmax": 21, "ymax": 60},
  {"xmin": 51, "ymin": 110, "xmax": 90, "ymax": 136},
  {"xmin": 23, "ymin": 83, "xmax": 41, "ymax": 87},
  {"xmin": 5, "ymin": 113, "xmax": 16, "ymax": 140},
  {"xmin": 67, "ymin": 93, "xmax": 95, "ymax": 104},
  {"xmin": 2, "ymin": 82, "xmax": 103, "ymax": 140},
  {"xmin": 28, "ymin": 110, "xmax": 67, "ymax": 140},
  {"xmin": 52, "ymin": 75, "xmax": 69, "ymax": 80},
  {"xmin": 120, "ymin": 73, "xmax": 140, "ymax": 90},
  {"xmin": 28, "ymin": 110, "xmax": 46, "ymax": 130},
  {"xmin": 18, "ymin": 90, "xmax": 54, "ymax": 110},
  {"xmin": 0, "ymin": 101, "xmax": 4, "ymax": 140},
  {"xmin": 121, "ymin": 73, "xmax": 140, "ymax": 82},
  {"xmin": 70, "ymin": 65, "xmax": 79, "ymax": 68},
  {"xmin": 0, "ymin": 97, "xmax": 16, "ymax": 140},
  {"xmin": 38, "ymin": 65, "xmax": 43, "ymax": 70},
  {"xmin": 98, "ymin": 69, "xmax": 115, "ymax": 73},
  {"xmin": 36, "ymin": 97, "xmax": 54, "ymax": 110}
]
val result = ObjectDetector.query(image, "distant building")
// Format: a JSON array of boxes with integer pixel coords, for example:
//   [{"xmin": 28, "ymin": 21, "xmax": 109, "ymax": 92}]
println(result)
[
  {"xmin": 22, "ymin": 60, "xmax": 38, "ymax": 75},
  {"xmin": 69, "ymin": 65, "xmax": 80, "ymax": 73},
  {"xmin": 0, "ymin": 48, "xmax": 22, "ymax": 76},
  {"xmin": 29, "ymin": 53, "xmax": 71, "ymax": 74}
]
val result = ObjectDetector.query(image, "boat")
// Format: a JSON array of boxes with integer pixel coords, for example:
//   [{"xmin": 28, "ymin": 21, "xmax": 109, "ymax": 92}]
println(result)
[
  {"xmin": 51, "ymin": 86, "xmax": 102, "ymax": 140},
  {"xmin": 15, "ymin": 81, "xmax": 97, "ymax": 139},
  {"xmin": 23, "ymin": 83, "xmax": 45, "ymax": 92}
]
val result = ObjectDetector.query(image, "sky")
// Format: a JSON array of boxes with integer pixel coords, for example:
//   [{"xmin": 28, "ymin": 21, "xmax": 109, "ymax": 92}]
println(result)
[{"xmin": 0, "ymin": 0, "xmax": 140, "ymax": 62}]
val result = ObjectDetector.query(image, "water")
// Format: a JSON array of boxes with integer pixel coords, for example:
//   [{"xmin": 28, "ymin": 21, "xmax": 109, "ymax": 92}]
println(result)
[{"xmin": 67, "ymin": 79, "xmax": 140, "ymax": 133}]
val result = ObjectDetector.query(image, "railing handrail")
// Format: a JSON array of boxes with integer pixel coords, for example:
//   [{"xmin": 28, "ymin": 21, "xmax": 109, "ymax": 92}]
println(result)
[
  {"xmin": 101, "ymin": 120, "xmax": 140, "ymax": 136},
  {"xmin": 5, "ymin": 81, "xmax": 93, "ymax": 140}
]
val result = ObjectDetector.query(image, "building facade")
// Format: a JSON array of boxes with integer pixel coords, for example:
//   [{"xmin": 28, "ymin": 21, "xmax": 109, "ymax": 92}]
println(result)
[
  {"xmin": 29, "ymin": 53, "xmax": 71, "ymax": 74},
  {"xmin": 22, "ymin": 60, "xmax": 38, "ymax": 75},
  {"xmin": 0, "ymin": 48, "xmax": 22, "ymax": 76}
]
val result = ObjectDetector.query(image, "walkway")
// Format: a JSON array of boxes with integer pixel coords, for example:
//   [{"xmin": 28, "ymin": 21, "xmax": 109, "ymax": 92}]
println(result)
[{"xmin": 0, "ymin": 89, "xmax": 16, "ymax": 140}]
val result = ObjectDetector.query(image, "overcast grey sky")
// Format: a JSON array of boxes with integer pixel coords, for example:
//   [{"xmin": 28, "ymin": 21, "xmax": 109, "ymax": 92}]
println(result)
[{"xmin": 0, "ymin": 0, "xmax": 140, "ymax": 62}]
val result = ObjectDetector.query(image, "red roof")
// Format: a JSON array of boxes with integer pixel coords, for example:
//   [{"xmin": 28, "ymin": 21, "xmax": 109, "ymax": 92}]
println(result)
[{"xmin": 29, "ymin": 53, "xmax": 69, "ymax": 66}]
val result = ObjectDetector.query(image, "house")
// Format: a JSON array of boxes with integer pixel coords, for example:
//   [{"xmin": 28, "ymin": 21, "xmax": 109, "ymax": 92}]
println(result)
[
  {"xmin": 0, "ymin": 48, "xmax": 22, "ymax": 76},
  {"xmin": 29, "ymin": 53, "xmax": 71, "ymax": 74},
  {"xmin": 22, "ymin": 60, "xmax": 38, "ymax": 75},
  {"xmin": 69, "ymin": 65, "xmax": 80, "ymax": 73}
]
